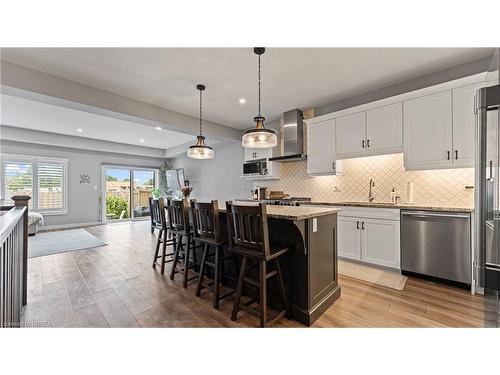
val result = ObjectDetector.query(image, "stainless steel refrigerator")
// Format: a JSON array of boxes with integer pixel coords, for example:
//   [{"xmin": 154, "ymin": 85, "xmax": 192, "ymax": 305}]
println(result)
[{"xmin": 475, "ymin": 48, "xmax": 500, "ymax": 326}]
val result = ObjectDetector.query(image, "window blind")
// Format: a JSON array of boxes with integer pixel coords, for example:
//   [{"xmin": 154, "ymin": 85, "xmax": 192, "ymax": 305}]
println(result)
[
  {"xmin": 3, "ymin": 161, "xmax": 34, "ymax": 208},
  {"xmin": 38, "ymin": 162, "xmax": 64, "ymax": 210}
]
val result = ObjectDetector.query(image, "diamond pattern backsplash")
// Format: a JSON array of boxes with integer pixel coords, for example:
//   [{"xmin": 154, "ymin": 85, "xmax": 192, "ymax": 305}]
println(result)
[{"xmin": 260, "ymin": 153, "xmax": 474, "ymax": 208}]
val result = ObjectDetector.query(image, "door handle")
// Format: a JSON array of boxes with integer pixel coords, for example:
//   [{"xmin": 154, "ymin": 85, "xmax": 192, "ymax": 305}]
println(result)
[
  {"xmin": 356, "ymin": 221, "xmax": 359, "ymax": 229},
  {"xmin": 489, "ymin": 160, "xmax": 494, "ymax": 181},
  {"xmin": 362, "ymin": 140, "xmax": 365, "ymax": 148},
  {"xmin": 401, "ymin": 211, "xmax": 470, "ymax": 219},
  {"xmin": 361, "ymin": 221, "xmax": 365, "ymax": 230},
  {"xmin": 455, "ymin": 150, "xmax": 458, "ymax": 160}
]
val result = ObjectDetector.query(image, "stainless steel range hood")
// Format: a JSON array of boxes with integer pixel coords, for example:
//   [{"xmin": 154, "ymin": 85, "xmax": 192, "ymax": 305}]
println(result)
[{"xmin": 269, "ymin": 109, "xmax": 306, "ymax": 162}]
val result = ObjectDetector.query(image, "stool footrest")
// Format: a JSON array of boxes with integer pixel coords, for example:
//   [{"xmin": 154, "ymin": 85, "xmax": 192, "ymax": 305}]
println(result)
[
  {"xmin": 265, "ymin": 270, "xmax": 278, "ymax": 279},
  {"xmin": 268, "ymin": 310, "xmax": 287, "ymax": 326},
  {"xmin": 243, "ymin": 277, "xmax": 259, "ymax": 288}
]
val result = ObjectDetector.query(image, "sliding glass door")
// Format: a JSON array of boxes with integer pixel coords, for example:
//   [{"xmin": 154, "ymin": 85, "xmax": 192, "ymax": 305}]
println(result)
[{"xmin": 103, "ymin": 166, "xmax": 157, "ymax": 222}]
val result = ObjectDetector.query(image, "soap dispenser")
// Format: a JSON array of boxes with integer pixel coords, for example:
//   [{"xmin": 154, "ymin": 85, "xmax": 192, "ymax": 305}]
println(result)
[{"xmin": 390, "ymin": 188, "xmax": 396, "ymax": 203}]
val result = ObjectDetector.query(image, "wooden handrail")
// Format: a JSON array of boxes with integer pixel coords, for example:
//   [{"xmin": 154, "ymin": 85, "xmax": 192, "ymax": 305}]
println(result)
[{"xmin": 0, "ymin": 195, "xmax": 30, "ymax": 328}]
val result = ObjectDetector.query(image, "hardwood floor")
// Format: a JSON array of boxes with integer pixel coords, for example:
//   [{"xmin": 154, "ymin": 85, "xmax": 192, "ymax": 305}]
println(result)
[{"xmin": 22, "ymin": 221, "xmax": 486, "ymax": 328}]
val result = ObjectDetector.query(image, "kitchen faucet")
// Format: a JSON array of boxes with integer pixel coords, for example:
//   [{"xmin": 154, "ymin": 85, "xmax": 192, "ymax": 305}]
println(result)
[{"xmin": 368, "ymin": 179, "xmax": 375, "ymax": 202}]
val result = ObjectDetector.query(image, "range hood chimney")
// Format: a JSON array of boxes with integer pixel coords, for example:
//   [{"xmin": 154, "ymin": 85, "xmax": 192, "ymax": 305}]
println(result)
[{"xmin": 268, "ymin": 109, "xmax": 306, "ymax": 162}]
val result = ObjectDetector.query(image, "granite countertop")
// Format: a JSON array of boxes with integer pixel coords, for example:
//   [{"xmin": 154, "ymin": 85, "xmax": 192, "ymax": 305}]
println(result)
[
  {"xmin": 300, "ymin": 201, "xmax": 474, "ymax": 213},
  {"xmin": 220, "ymin": 204, "xmax": 341, "ymax": 220}
]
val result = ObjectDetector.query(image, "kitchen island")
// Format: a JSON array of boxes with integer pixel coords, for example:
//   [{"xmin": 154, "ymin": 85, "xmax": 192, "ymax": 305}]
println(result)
[{"xmin": 220, "ymin": 204, "xmax": 341, "ymax": 326}]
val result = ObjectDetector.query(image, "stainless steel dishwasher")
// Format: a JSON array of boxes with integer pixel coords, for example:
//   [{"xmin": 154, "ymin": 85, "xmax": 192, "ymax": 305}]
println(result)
[{"xmin": 401, "ymin": 210, "xmax": 471, "ymax": 285}]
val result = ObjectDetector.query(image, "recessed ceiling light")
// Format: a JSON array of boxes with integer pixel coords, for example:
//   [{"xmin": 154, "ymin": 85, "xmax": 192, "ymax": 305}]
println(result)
[
  {"xmin": 239, "ymin": 98, "xmax": 247, "ymax": 104},
  {"xmin": 155, "ymin": 126, "xmax": 162, "ymax": 130},
  {"xmin": 140, "ymin": 139, "xmax": 145, "ymax": 143},
  {"xmin": 77, "ymin": 128, "xmax": 83, "ymax": 132}
]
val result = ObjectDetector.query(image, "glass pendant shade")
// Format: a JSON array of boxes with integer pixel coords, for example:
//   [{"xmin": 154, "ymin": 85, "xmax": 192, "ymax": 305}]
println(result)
[
  {"xmin": 241, "ymin": 116, "xmax": 277, "ymax": 148},
  {"xmin": 242, "ymin": 47, "xmax": 277, "ymax": 149},
  {"xmin": 187, "ymin": 135, "xmax": 214, "ymax": 159},
  {"xmin": 187, "ymin": 84, "xmax": 214, "ymax": 159}
]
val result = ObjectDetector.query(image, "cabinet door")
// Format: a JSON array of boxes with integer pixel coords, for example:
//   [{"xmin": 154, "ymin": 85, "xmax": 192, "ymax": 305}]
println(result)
[
  {"xmin": 244, "ymin": 148, "xmax": 268, "ymax": 162},
  {"xmin": 403, "ymin": 90, "xmax": 453, "ymax": 170},
  {"xmin": 361, "ymin": 218, "xmax": 400, "ymax": 269},
  {"xmin": 337, "ymin": 216, "xmax": 361, "ymax": 261},
  {"xmin": 335, "ymin": 111, "xmax": 366, "ymax": 157},
  {"xmin": 306, "ymin": 118, "xmax": 337, "ymax": 175},
  {"xmin": 366, "ymin": 102, "xmax": 403, "ymax": 155},
  {"xmin": 452, "ymin": 83, "xmax": 483, "ymax": 168}
]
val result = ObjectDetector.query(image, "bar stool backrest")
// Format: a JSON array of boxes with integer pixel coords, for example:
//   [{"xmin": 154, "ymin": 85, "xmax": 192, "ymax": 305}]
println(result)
[
  {"xmin": 150, "ymin": 197, "xmax": 167, "ymax": 230},
  {"xmin": 190, "ymin": 200, "xmax": 222, "ymax": 242},
  {"xmin": 166, "ymin": 198, "xmax": 189, "ymax": 234},
  {"xmin": 225, "ymin": 201, "xmax": 270, "ymax": 259}
]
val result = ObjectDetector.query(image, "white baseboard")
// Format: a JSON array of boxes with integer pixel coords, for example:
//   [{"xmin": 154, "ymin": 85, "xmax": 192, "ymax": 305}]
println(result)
[{"xmin": 38, "ymin": 221, "xmax": 102, "ymax": 231}]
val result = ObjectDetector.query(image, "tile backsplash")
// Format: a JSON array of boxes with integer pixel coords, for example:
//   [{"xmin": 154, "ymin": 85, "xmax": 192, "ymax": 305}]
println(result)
[{"xmin": 260, "ymin": 153, "xmax": 474, "ymax": 208}]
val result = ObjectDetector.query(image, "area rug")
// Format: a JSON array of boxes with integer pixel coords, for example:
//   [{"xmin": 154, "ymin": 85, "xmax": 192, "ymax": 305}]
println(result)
[
  {"xmin": 338, "ymin": 259, "xmax": 408, "ymax": 290},
  {"xmin": 28, "ymin": 228, "xmax": 107, "ymax": 258}
]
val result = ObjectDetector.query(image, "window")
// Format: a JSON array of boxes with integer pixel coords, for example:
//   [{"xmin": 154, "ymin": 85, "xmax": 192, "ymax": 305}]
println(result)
[
  {"xmin": 1, "ymin": 155, "xmax": 68, "ymax": 214},
  {"xmin": 3, "ymin": 161, "xmax": 34, "ymax": 209}
]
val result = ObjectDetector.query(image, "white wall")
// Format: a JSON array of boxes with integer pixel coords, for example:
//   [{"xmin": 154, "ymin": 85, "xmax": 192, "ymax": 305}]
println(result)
[
  {"xmin": 173, "ymin": 141, "xmax": 253, "ymax": 204},
  {"xmin": 0, "ymin": 140, "xmax": 164, "ymax": 227}
]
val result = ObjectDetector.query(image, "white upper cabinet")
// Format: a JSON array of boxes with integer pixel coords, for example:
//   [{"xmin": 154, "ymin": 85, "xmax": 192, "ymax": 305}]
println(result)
[
  {"xmin": 335, "ymin": 111, "xmax": 366, "ymax": 157},
  {"xmin": 403, "ymin": 90, "xmax": 453, "ymax": 170},
  {"xmin": 365, "ymin": 102, "xmax": 403, "ymax": 155},
  {"xmin": 244, "ymin": 148, "xmax": 268, "ymax": 162},
  {"xmin": 335, "ymin": 103, "xmax": 403, "ymax": 159},
  {"xmin": 452, "ymin": 83, "xmax": 483, "ymax": 168},
  {"xmin": 306, "ymin": 118, "xmax": 343, "ymax": 176}
]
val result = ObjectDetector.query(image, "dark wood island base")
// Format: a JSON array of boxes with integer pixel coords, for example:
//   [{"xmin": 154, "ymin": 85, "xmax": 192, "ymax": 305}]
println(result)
[
  {"xmin": 218, "ymin": 205, "xmax": 341, "ymax": 326},
  {"xmin": 268, "ymin": 212, "xmax": 341, "ymax": 326}
]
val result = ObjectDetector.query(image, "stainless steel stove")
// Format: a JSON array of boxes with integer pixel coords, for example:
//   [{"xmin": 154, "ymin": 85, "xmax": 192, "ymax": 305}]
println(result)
[{"xmin": 264, "ymin": 197, "xmax": 312, "ymax": 206}]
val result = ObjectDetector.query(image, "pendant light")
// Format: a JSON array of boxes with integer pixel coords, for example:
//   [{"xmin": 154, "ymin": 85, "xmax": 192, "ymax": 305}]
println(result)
[
  {"xmin": 187, "ymin": 84, "xmax": 214, "ymax": 159},
  {"xmin": 241, "ymin": 47, "xmax": 277, "ymax": 149}
]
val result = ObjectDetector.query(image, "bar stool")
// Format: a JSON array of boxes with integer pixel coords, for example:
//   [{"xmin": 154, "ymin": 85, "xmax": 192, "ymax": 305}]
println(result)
[
  {"xmin": 190, "ymin": 199, "xmax": 236, "ymax": 309},
  {"xmin": 226, "ymin": 201, "xmax": 290, "ymax": 327},
  {"xmin": 167, "ymin": 198, "xmax": 201, "ymax": 288},
  {"xmin": 150, "ymin": 197, "xmax": 175, "ymax": 275}
]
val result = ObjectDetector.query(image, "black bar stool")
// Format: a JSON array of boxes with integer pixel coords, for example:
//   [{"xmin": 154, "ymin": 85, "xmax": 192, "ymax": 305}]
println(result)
[
  {"xmin": 167, "ymin": 198, "xmax": 201, "ymax": 288},
  {"xmin": 190, "ymin": 199, "xmax": 236, "ymax": 309},
  {"xmin": 150, "ymin": 197, "xmax": 175, "ymax": 275},
  {"xmin": 226, "ymin": 201, "xmax": 290, "ymax": 327}
]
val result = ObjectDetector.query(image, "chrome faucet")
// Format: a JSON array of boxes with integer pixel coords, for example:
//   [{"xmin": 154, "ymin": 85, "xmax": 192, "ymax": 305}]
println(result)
[{"xmin": 368, "ymin": 179, "xmax": 375, "ymax": 202}]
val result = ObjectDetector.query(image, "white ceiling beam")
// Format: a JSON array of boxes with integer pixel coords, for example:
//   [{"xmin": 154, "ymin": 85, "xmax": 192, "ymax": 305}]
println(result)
[
  {"xmin": 0, "ymin": 125, "xmax": 166, "ymax": 158},
  {"xmin": 0, "ymin": 61, "xmax": 242, "ymax": 141}
]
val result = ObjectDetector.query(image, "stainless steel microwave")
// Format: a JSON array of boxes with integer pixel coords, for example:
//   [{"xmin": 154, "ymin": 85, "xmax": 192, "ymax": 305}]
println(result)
[{"xmin": 243, "ymin": 161, "xmax": 268, "ymax": 176}]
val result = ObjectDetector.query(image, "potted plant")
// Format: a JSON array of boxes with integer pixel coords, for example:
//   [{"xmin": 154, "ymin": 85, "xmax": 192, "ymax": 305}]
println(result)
[{"xmin": 151, "ymin": 188, "xmax": 161, "ymax": 199}]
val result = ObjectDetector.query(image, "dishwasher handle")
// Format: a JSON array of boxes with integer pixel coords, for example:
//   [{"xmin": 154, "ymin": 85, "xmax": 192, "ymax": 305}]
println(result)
[{"xmin": 401, "ymin": 211, "xmax": 470, "ymax": 219}]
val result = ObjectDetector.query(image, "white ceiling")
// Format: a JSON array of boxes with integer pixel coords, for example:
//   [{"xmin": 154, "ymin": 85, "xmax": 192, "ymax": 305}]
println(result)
[
  {"xmin": 0, "ymin": 94, "xmax": 196, "ymax": 149},
  {"xmin": 1, "ymin": 48, "xmax": 495, "ymax": 129}
]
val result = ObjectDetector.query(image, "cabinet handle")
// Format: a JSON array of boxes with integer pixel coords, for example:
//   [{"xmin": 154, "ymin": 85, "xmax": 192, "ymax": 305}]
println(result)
[
  {"xmin": 447, "ymin": 151, "xmax": 450, "ymax": 160},
  {"xmin": 489, "ymin": 160, "xmax": 494, "ymax": 181},
  {"xmin": 455, "ymin": 150, "xmax": 458, "ymax": 160},
  {"xmin": 366, "ymin": 139, "xmax": 370, "ymax": 148},
  {"xmin": 332, "ymin": 162, "xmax": 336, "ymax": 170},
  {"xmin": 361, "ymin": 221, "xmax": 365, "ymax": 230},
  {"xmin": 356, "ymin": 221, "xmax": 360, "ymax": 230},
  {"xmin": 362, "ymin": 140, "xmax": 365, "ymax": 148}
]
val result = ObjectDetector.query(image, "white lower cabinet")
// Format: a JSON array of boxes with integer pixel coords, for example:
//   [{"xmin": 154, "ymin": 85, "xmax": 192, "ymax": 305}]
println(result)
[
  {"xmin": 335, "ymin": 207, "xmax": 401, "ymax": 269},
  {"xmin": 337, "ymin": 217, "xmax": 362, "ymax": 260},
  {"xmin": 361, "ymin": 218, "xmax": 400, "ymax": 269}
]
